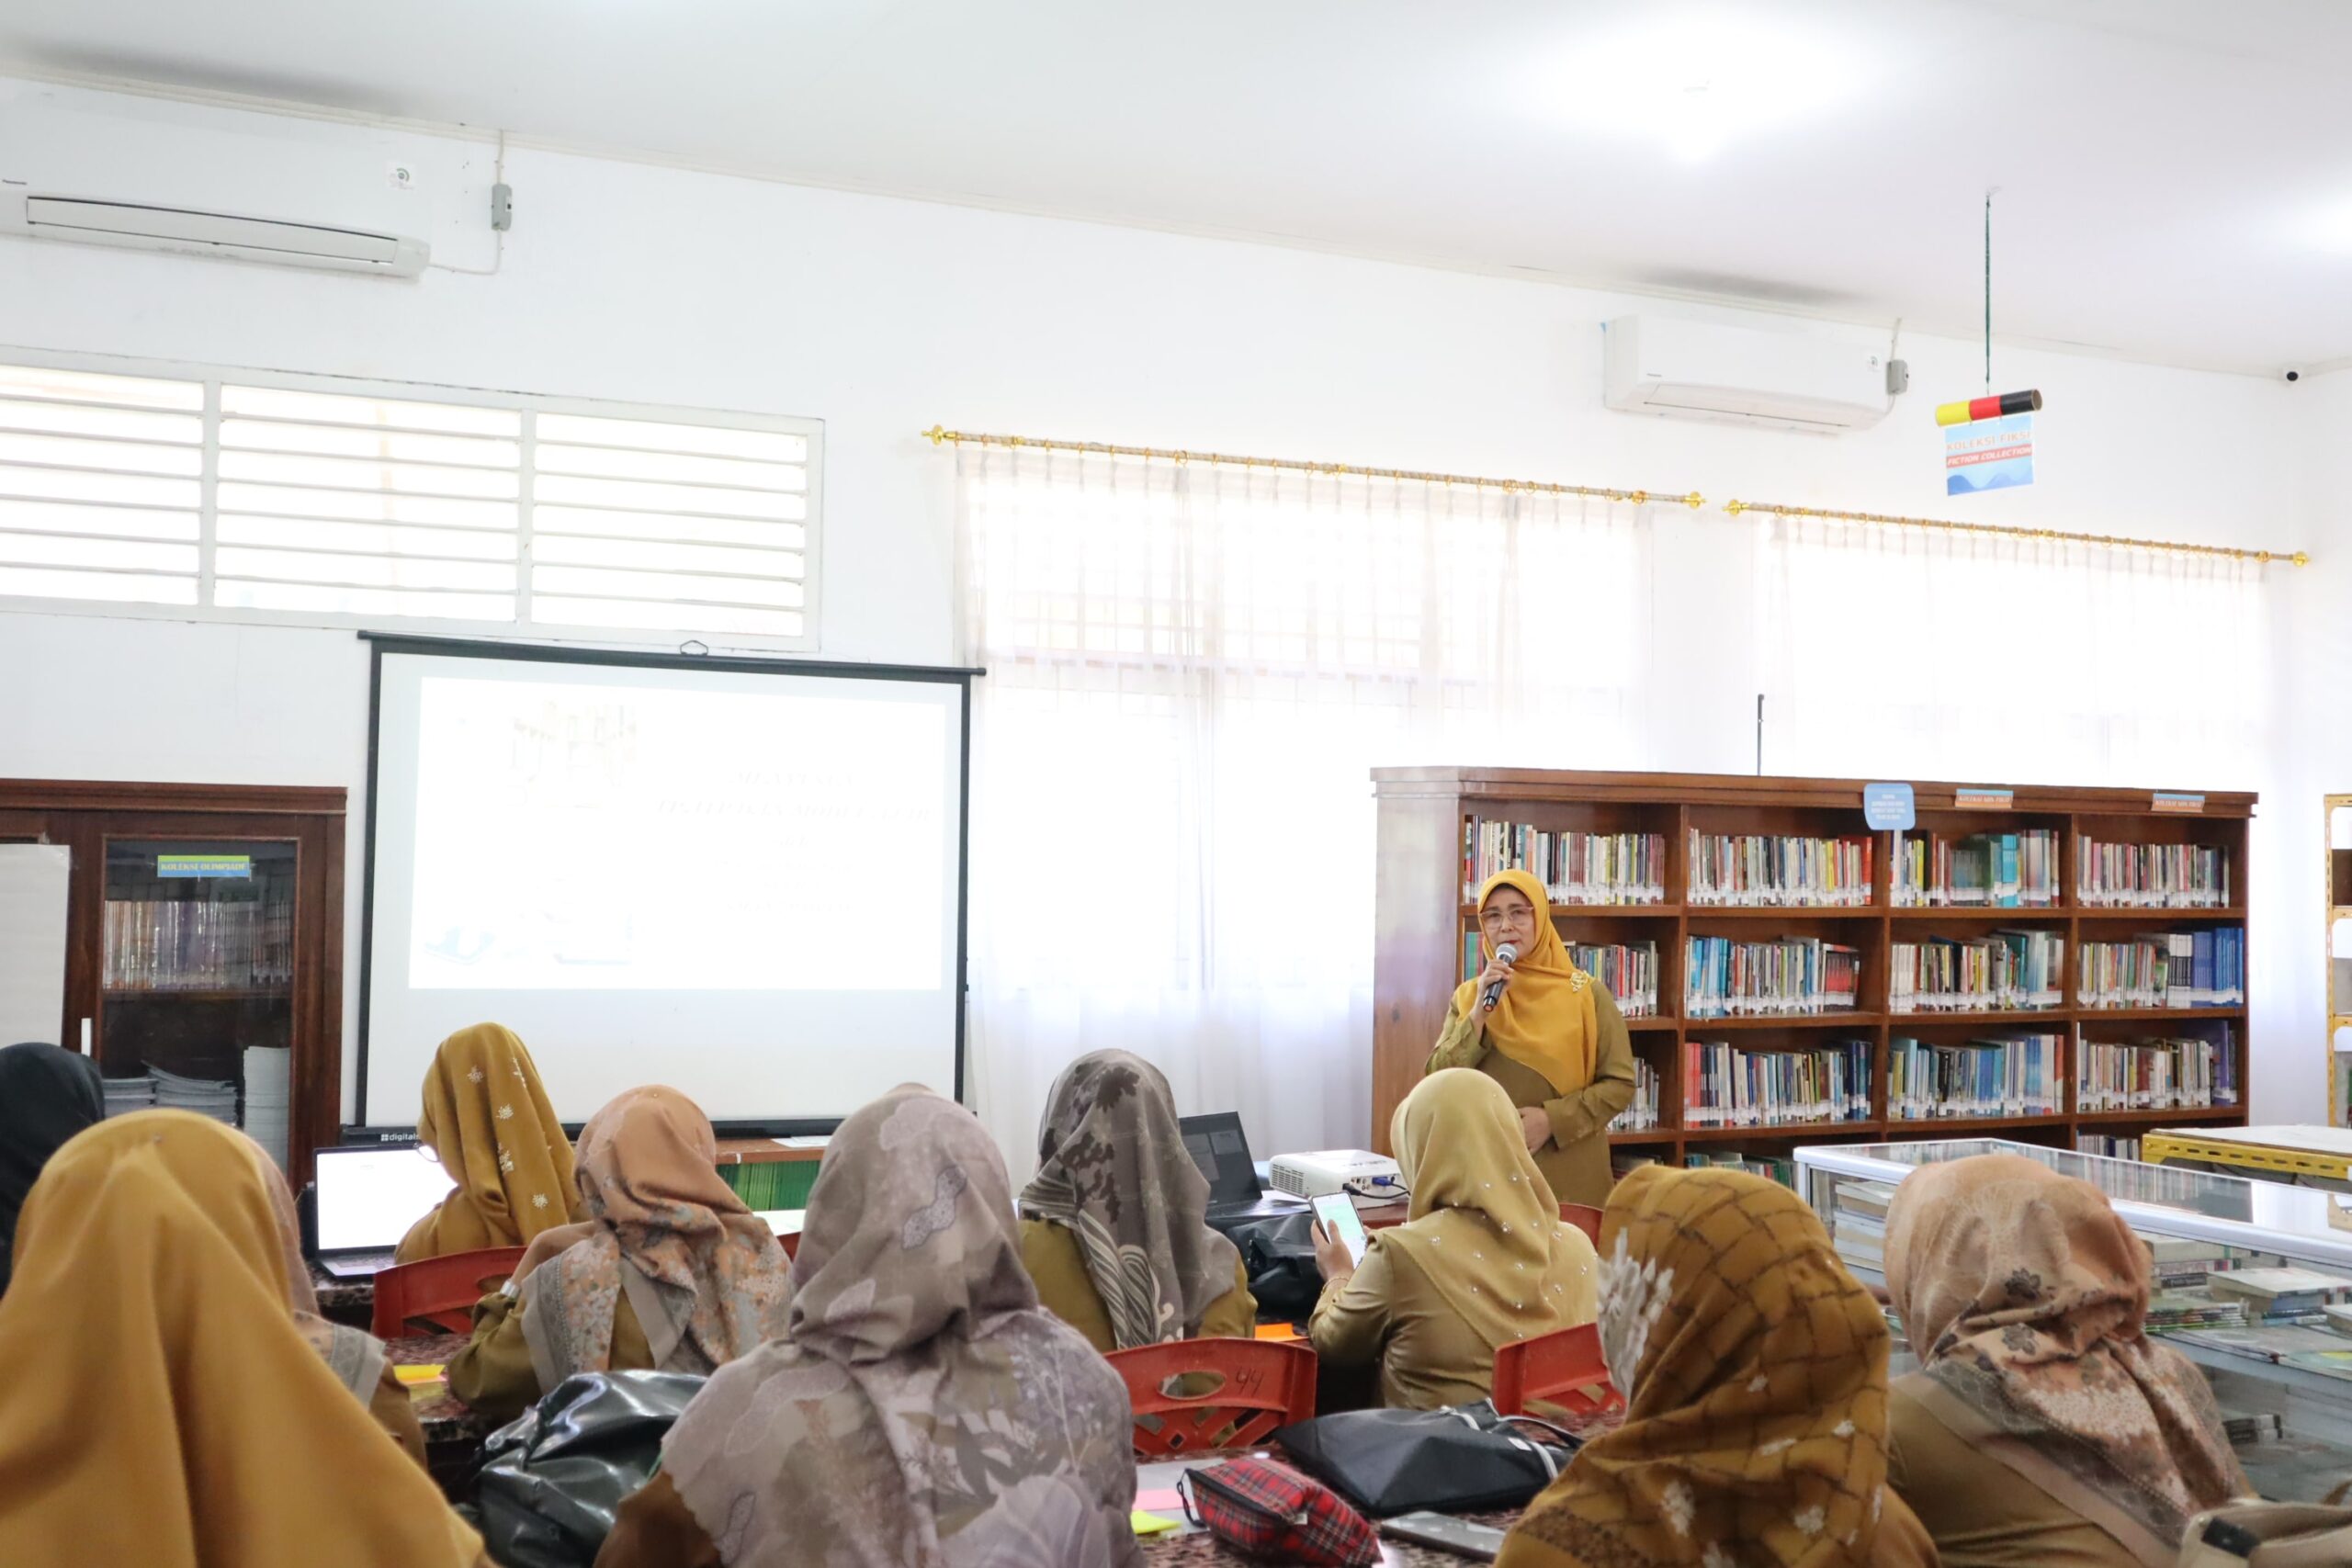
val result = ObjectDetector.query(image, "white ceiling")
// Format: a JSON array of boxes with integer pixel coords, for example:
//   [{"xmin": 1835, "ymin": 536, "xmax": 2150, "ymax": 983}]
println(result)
[{"xmin": 4, "ymin": 0, "xmax": 2348, "ymax": 375}]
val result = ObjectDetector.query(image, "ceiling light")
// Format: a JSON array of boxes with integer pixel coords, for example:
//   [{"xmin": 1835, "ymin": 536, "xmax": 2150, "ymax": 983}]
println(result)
[{"xmin": 1531, "ymin": 7, "xmax": 1867, "ymax": 163}]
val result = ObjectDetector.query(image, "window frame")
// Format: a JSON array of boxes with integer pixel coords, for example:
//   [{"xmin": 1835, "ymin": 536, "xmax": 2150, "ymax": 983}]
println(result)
[{"xmin": 0, "ymin": 344, "xmax": 826, "ymax": 652}]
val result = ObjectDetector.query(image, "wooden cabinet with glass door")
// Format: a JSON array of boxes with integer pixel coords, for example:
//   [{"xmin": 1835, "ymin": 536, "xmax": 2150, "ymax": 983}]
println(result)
[{"xmin": 0, "ymin": 780, "xmax": 345, "ymax": 1191}]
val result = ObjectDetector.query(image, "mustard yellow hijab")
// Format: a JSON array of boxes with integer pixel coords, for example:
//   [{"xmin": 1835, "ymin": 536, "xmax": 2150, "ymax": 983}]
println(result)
[
  {"xmin": 1384, "ymin": 1069, "xmax": 1599, "ymax": 1355},
  {"xmin": 1452, "ymin": 869, "xmax": 1599, "ymax": 1095},
  {"xmin": 396, "ymin": 1022, "xmax": 583, "ymax": 1263},
  {"xmin": 0, "ymin": 1112, "xmax": 485, "ymax": 1567}
]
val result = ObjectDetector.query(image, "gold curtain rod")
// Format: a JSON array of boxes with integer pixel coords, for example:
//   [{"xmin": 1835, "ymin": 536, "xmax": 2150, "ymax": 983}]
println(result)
[
  {"xmin": 1723, "ymin": 500, "xmax": 2308, "ymax": 567},
  {"xmin": 922, "ymin": 426, "xmax": 1702, "ymax": 508},
  {"xmin": 922, "ymin": 424, "xmax": 2307, "ymax": 567}
]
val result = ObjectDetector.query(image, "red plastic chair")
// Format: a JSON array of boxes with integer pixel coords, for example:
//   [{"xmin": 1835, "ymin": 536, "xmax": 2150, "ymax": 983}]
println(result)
[
  {"xmin": 779, "ymin": 1228, "xmax": 800, "ymax": 1262},
  {"xmin": 1490, "ymin": 1322, "xmax": 1623, "ymax": 1420},
  {"xmin": 1559, "ymin": 1203, "xmax": 1605, "ymax": 1246},
  {"xmin": 370, "ymin": 1246, "xmax": 527, "ymax": 1339},
  {"xmin": 1106, "ymin": 1338, "xmax": 1317, "ymax": 1456}
]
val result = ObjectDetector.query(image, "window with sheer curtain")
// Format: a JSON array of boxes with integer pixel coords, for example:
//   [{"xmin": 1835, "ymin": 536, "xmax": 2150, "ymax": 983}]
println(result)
[
  {"xmin": 1755, "ymin": 514, "xmax": 2272, "ymax": 789},
  {"xmin": 954, "ymin": 442, "xmax": 1656, "ymax": 1174}
]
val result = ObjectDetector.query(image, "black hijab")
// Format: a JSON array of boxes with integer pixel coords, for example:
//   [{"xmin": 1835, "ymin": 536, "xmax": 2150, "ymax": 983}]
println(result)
[{"xmin": 0, "ymin": 1043, "xmax": 105, "ymax": 1297}]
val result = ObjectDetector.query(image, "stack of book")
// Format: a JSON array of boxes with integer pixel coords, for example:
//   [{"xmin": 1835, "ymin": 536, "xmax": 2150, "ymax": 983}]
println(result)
[
  {"xmin": 1891, "ymin": 829, "xmax": 2060, "ymax": 908},
  {"xmin": 1566, "ymin": 941, "xmax": 1659, "ymax": 1017},
  {"xmin": 2206, "ymin": 1269, "xmax": 2352, "ymax": 1326},
  {"xmin": 1887, "ymin": 931, "xmax": 2064, "ymax": 1011},
  {"xmin": 1888, "ymin": 1033, "xmax": 2062, "ymax": 1119},
  {"xmin": 1829, "ymin": 1179, "xmax": 1894, "ymax": 1276},
  {"xmin": 1683, "ymin": 1038, "xmax": 1872, "ymax": 1128},
  {"xmin": 1460, "ymin": 823, "xmax": 1666, "ymax": 905},
  {"xmin": 2077, "ymin": 1033, "xmax": 2239, "ymax": 1111},
  {"xmin": 2077, "ymin": 929, "xmax": 2245, "ymax": 1010},
  {"xmin": 1685, "ymin": 831, "xmax": 1873, "ymax": 907},
  {"xmin": 1685, "ymin": 936, "xmax": 1861, "ymax": 1018},
  {"xmin": 2145, "ymin": 1292, "xmax": 2250, "ymax": 1331},
  {"xmin": 2075, "ymin": 1134, "xmax": 2143, "ymax": 1159},
  {"xmin": 1611, "ymin": 1059, "xmax": 1662, "ymax": 1132},
  {"xmin": 1681, "ymin": 1149, "xmax": 1795, "ymax": 1189},
  {"xmin": 153, "ymin": 1066, "xmax": 238, "ymax": 1125},
  {"xmin": 242, "ymin": 1044, "xmax": 291, "ymax": 1171},
  {"xmin": 717, "ymin": 1156, "xmax": 821, "ymax": 1211},
  {"xmin": 101, "ymin": 1071, "xmax": 156, "ymax": 1118},
  {"xmin": 2077, "ymin": 838, "xmax": 2232, "ymax": 908},
  {"xmin": 2146, "ymin": 1235, "xmax": 2234, "ymax": 1292}
]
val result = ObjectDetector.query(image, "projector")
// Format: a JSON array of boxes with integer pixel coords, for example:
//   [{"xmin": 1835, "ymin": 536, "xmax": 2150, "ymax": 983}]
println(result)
[{"xmin": 1269, "ymin": 1150, "xmax": 1402, "ymax": 1199}]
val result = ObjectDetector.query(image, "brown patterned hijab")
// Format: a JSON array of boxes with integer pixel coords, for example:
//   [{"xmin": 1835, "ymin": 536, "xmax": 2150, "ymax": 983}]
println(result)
[
  {"xmin": 1886, "ymin": 1153, "xmax": 2247, "ymax": 1561},
  {"xmin": 1018, "ymin": 1049, "xmax": 1239, "ymax": 1348},
  {"xmin": 660, "ymin": 1086, "xmax": 1139, "ymax": 1568},
  {"xmin": 1498, "ymin": 1165, "xmax": 1932, "ymax": 1568},
  {"xmin": 520, "ymin": 1086, "xmax": 792, "ymax": 1385}
]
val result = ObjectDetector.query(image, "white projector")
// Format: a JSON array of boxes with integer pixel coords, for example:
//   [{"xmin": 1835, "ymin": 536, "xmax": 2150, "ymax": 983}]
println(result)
[{"xmin": 1269, "ymin": 1149, "xmax": 1402, "ymax": 1199}]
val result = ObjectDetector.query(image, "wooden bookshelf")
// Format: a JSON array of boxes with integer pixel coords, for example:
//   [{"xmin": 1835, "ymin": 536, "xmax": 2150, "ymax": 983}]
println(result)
[{"xmin": 1371, "ymin": 769, "xmax": 2254, "ymax": 1168}]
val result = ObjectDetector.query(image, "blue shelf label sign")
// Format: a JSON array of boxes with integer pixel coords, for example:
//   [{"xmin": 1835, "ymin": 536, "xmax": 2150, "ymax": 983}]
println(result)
[
  {"xmin": 156, "ymin": 853, "xmax": 252, "ymax": 879},
  {"xmin": 1862, "ymin": 783, "xmax": 1916, "ymax": 831}
]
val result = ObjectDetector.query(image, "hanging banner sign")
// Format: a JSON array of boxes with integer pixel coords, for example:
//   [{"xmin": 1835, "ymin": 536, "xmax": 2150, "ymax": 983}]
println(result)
[{"xmin": 1946, "ymin": 412, "xmax": 2034, "ymax": 495}]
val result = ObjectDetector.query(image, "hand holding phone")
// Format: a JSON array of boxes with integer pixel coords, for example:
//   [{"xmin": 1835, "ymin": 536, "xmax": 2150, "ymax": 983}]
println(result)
[{"xmin": 1310, "ymin": 1192, "xmax": 1368, "ymax": 1272}]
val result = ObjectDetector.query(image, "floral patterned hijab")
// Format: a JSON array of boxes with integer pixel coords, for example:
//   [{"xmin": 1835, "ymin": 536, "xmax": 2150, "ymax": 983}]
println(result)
[
  {"xmin": 396, "ymin": 1022, "xmax": 582, "ymax": 1262},
  {"xmin": 661, "ymin": 1085, "xmax": 1140, "ymax": 1568},
  {"xmin": 1886, "ymin": 1153, "xmax": 2247, "ymax": 1562},
  {"xmin": 1498, "ymin": 1165, "xmax": 1933, "ymax": 1568},
  {"xmin": 520, "ymin": 1086, "xmax": 792, "ymax": 1384},
  {"xmin": 1018, "ymin": 1049, "xmax": 1239, "ymax": 1348}
]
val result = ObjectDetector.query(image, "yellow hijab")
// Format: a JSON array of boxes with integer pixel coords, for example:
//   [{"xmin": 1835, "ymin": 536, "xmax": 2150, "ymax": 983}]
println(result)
[
  {"xmin": 0, "ymin": 1112, "xmax": 485, "ymax": 1568},
  {"xmin": 396, "ymin": 1022, "xmax": 583, "ymax": 1263},
  {"xmin": 1382, "ymin": 1069, "xmax": 1599, "ymax": 1355},
  {"xmin": 1451, "ymin": 869, "xmax": 1599, "ymax": 1096}
]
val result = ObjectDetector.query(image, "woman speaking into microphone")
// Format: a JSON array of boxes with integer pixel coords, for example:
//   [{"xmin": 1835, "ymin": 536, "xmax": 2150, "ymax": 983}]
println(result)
[{"xmin": 1423, "ymin": 869, "xmax": 1635, "ymax": 1207}]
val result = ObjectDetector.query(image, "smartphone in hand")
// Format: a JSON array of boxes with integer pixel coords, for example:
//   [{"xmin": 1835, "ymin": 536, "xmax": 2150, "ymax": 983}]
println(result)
[{"xmin": 1310, "ymin": 1191, "xmax": 1368, "ymax": 1267}]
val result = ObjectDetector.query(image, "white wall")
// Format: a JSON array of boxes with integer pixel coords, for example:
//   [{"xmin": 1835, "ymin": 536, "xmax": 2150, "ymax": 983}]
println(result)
[{"xmin": 0, "ymin": 78, "xmax": 2323, "ymax": 1124}]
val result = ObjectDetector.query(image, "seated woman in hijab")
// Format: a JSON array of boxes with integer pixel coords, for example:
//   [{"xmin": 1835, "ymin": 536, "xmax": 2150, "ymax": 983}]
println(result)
[
  {"xmin": 0, "ymin": 1112, "xmax": 487, "ymax": 1567},
  {"xmin": 1308, "ymin": 1067, "xmax": 1600, "ymax": 1410},
  {"xmin": 1884, "ymin": 1153, "xmax": 2248, "ymax": 1568},
  {"xmin": 396, "ymin": 1021, "xmax": 585, "ymax": 1263},
  {"xmin": 1019, "ymin": 1048, "xmax": 1255, "ymax": 1352},
  {"xmin": 447, "ymin": 1085, "xmax": 794, "ymax": 1423},
  {"xmin": 594, "ymin": 1086, "xmax": 1140, "ymax": 1568},
  {"xmin": 1496, "ymin": 1164, "xmax": 1935, "ymax": 1568},
  {"xmin": 0, "ymin": 1042, "xmax": 103, "ymax": 1301}
]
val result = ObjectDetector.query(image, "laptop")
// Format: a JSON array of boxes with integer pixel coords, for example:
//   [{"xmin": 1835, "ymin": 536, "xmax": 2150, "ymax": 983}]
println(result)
[
  {"xmin": 311, "ymin": 1142, "xmax": 458, "ymax": 1279},
  {"xmin": 1180, "ymin": 1111, "xmax": 1306, "ymax": 1227}
]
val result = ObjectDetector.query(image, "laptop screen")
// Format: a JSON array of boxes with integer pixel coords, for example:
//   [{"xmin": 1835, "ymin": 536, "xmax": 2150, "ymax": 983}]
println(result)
[
  {"xmin": 315, "ymin": 1144, "xmax": 457, "ymax": 1254},
  {"xmin": 1178, "ymin": 1112, "xmax": 1261, "ymax": 1203}
]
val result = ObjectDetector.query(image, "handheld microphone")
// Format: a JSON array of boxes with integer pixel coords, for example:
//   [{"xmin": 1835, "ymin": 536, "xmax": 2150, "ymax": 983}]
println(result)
[{"xmin": 1482, "ymin": 943, "xmax": 1518, "ymax": 1011}]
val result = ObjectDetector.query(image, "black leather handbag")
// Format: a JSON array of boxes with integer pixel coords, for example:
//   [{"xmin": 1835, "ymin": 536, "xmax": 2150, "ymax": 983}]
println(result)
[
  {"xmin": 1271, "ymin": 1400, "xmax": 1579, "ymax": 1517},
  {"xmin": 1227, "ymin": 1210, "xmax": 1324, "ymax": 1320},
  {"xmin": 472, "ymin": 1370, "xmax": 707, "ymax": 1568}
]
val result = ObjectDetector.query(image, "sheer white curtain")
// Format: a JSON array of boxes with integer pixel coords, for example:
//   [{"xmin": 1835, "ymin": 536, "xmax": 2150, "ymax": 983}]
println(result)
[
  {"xmin": 1757, "ymin": 515, "xmax": 2272, "ymax": 788},
  {"xmin": 955, "ymin": 443, "xmax": 1655, "ymax": 1179}
]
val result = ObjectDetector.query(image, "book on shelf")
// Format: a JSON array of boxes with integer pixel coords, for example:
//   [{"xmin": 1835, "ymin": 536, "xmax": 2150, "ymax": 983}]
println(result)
[
  {"xmin": 1681, "ymin": 1150, "xmax": 1796, "ymax": 1189},
  {"xmin": 1456, "ymin": 935, "xmax": 1661, "ymax": 1019},
  {"xmin": 1461, "ymin": 822, "xmax": 1665, "ymax": 905},
  {"xmin": 1891, "ymin": 829, "xmax": 2059, "ymax": 908},
  {"xmin": 1682, "ymin": 1038, "xmax": 1872, "ymax": 1129},
  {"xmin": 1830, "ymin": 1179, "xmax": 1895, "ymax": 1273},
  {"xmin": 2077, "ymin": 1030, "xmax": 2239, "ymax": 1111},
  {"xmin": 1888, "ymin": 1033, "xmax": 2062, "ymax": 1119},
  {"xmin": 2146, "ymin": 1293, "xmax": 2251, "ymax": 1331},
  {"xmin": 103, "ymin": 896, "xmax": 294, "ymax": 990},
  {"xmin": 1611, "ymin": 1151, "xmax": 1661, "ymax": 1181},
  {"xmin": 2075, "ymin": 1134, "xmax": 2143, "ymax": 1159},
  {"xmin": 2077, "ymin": 928, "xmax": 2244, "ymax": 1010},
  {"xmin": 2205, "ymin": 1269, "xmax": 2352, "ymax": 1325},
  {"xmin": 1611, "ymin": 1058, "xmax": 1662, "ymax": 1132},
  {"xmin": 1887, "ymin": 931, "xmax": 2064, "ymax": 1012},
  {"xmin": 2077, "ymin": 837, "xmax": 2231, "ymax": 908},
  {"xmin": 1684, "ymin": 936, "xmax": 1860, "ymax": 1018},
  {"xmin": 1685, "ymin": 831, "xmax": 1872, "ymax": 908}
]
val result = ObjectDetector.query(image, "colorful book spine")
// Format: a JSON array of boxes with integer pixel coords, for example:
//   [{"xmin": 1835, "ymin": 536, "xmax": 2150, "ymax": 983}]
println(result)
[
  {"xmin": 1684, "ymin": 936, "xmax": 1862, "ymax": 1018},
  {"xmin": 1611, "ymin": 1059, "xmax": 1663, "ymax": 1132},
  {"xmin": 1682, "ymin": 1038, "xmax": 1873, "ymax": 1129},
  {"xmin": 1461, "ymin": 821, "xmax": 1666, "ymax": 905},
  {"xmin": 1888, "ymin": 1032, "xmax": 2062, "ymax": 1119},
  {"xmin": 1890, "ymin": 829, "xmax": 2059, "ymax": 908},
  {"xmin": 2076, "ymin": 838, "xmax": 2231, "ymax": 908},
  {"xmin": 2076, "ymin": 1030, "xmax": 2238, "ymax": 1111},
  {"xmin": 1685, "ymin": 831, "xmax": 1873, "ymax": 907},
  {"xmin": 1887, "ymin": 931, "xmax": 2064, "ymax": 1012}
]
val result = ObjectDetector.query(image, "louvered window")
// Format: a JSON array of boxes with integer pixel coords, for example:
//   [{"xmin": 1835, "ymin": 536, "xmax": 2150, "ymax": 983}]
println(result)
[{"xmin": 0, "ymin": 355, "xmax": 820, "ymax": 647}]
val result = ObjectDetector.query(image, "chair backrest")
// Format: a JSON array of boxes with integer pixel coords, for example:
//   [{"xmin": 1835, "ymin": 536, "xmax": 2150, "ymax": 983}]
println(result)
[
  {"xmin": 1106, "ymin": 1337, "xmax": 1317, "ymax": 1457},
  {"xmin": 1558, "ymin": 1203, "xmax": 1605, "ymax": 1245},
  {"xmin": 370, "ymin": 1246, "xmax": 528, "ymax": 1339},
  {"xmin": 1490, "ymin": 1321, "xmax": 1623, "ymax": 1420}
]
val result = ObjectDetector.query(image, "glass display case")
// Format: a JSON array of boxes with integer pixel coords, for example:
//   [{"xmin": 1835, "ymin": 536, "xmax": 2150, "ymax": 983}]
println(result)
[{"xmin": 1797, "ymin": 1137, "xmax": 2352, "ymax": 1499}]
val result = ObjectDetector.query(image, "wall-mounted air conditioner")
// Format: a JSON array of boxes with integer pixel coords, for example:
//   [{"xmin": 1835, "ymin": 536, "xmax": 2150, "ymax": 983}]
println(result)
[
  {"xmin": 12, "ymin": 195, "xmax": 428, "ymax": 276},
  {"xmin": 1603, "ymin": 315, "xmax": 1893, "ymax": 434}
]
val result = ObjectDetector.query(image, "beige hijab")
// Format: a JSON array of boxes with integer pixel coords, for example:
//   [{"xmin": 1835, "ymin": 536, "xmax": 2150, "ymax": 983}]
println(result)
[
  {"xmin": 396, "ymin": 1022, "xmax": 582, "ymax": 1263},
  {"xmin": 1382, "ymin": 1069, "xmax": 1599, "ymax": 1353},
  {"xmin": 661, "ymin": 1086, "xmax": 1140, "ymax": 1568},
  {"xmin": 1887, "ymin": 1153, "xmax": 2248, "ymax": 1563},
  {"xmin": 520, "ymin": 1086, "xmax": 793, "ymax": 1386}
]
